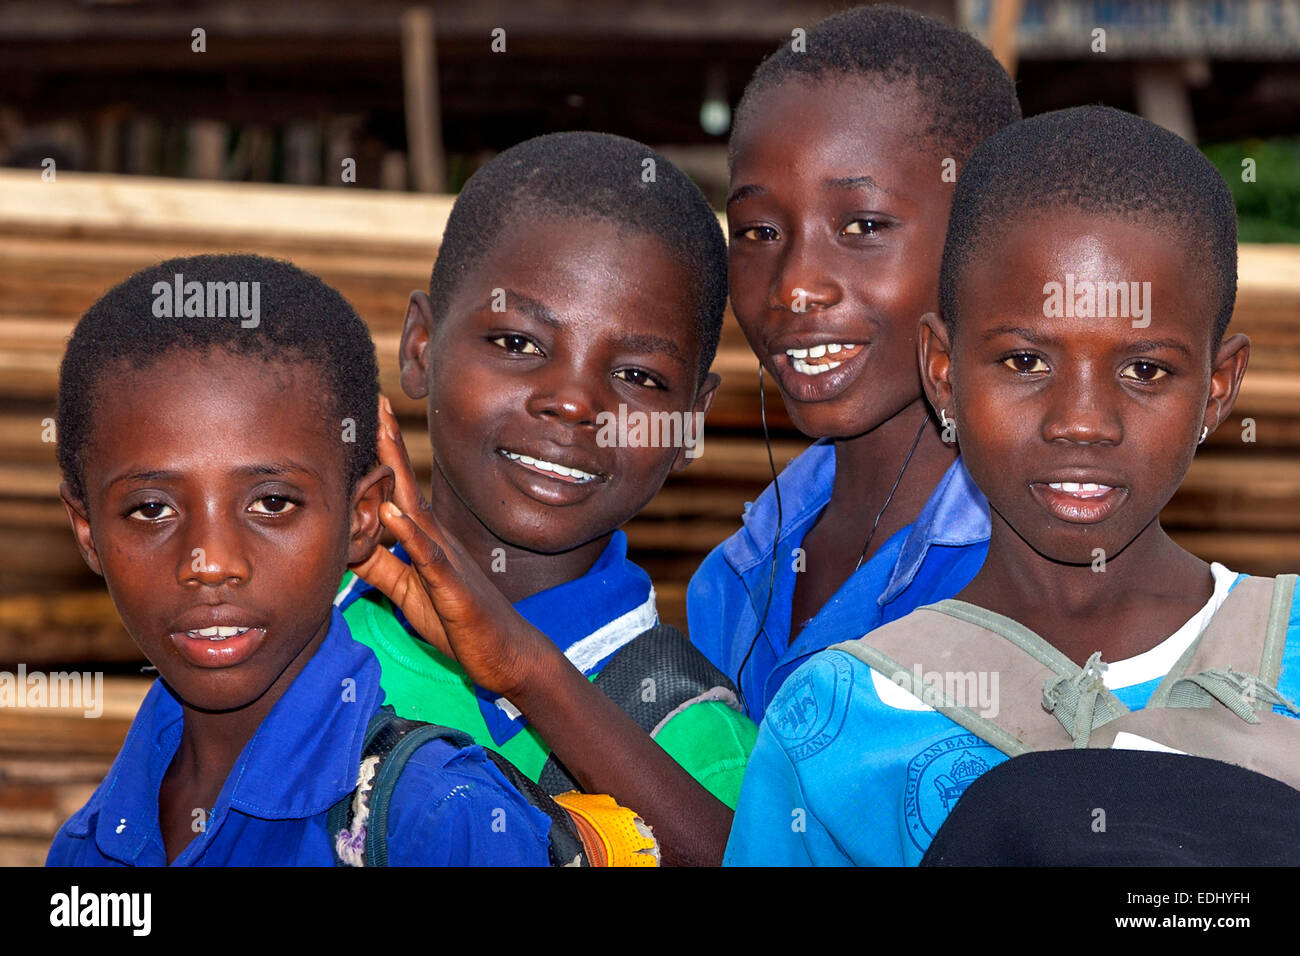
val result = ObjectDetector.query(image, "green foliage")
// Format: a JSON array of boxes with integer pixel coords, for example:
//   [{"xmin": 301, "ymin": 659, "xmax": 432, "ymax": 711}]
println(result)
[{"xmin": 1202, "ymin": 138, "xmax": 1300, "ymax": 243}]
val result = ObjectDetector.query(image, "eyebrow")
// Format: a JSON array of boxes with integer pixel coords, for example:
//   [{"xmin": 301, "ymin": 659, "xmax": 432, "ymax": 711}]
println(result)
[
  {"xmin": 726, "ymin": 183, "xmax": 766, "ymax": 206},
  {"xmin": 982, "ymin": 325, "xmax": 1195, "ymax": 357},
  {"xmin": 488, "ymin": 291, "xmax": 689, "ymax": 365},
  {"xmin": 726, "ymin": 175, "xmax": 898, "ymax": 208},
  {"xmin": 108, "ymin": 461, "xmax": 322, "ymax": 488},
  {"xmin": 825, "ymin": 175, "xmax": 899, "ymax": 198},
  {"xmin": 492, "ymin": 289, "xmax": 560, "ymax": 328},
  {"xmin": 618, "ymin": 332, "xmax": 689, "ymax": 365}
]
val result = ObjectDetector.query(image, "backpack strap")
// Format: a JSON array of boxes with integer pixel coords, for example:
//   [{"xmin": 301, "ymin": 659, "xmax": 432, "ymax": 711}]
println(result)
[
  {"xmin": 832, "ymin": 601, "xmax": 1132, "ymax": 756},
  {"xmin": 537, "ymin": 622, "xmax": 742, "ymax": 795},
  {"xmin": 1149, "ymin": 574, "xmax": 1299, "ymax": 719},
  {"xmin": 329, "ymin": 706, "xmax": 589, "ymax": 867},
  {"xmin": 836, "ymin": 574, "xmax": 1299, "ymax": 761}
]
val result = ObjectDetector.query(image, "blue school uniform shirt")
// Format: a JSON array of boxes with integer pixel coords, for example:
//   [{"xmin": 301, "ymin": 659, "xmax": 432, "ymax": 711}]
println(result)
[
  {"xmin": 335, "ymin": 529, "xmax": 659, "ymax": 746},
  {"xmin": 46, "ymin": 608, "xmax": 553, "ymax": 867},
  {"xmin": 725, "ymin": 567, "xmax": 1300, "ymax": 866},
  {"xmin": 687, "ymin": 441, "xmax": 990, "ymax": 723}
]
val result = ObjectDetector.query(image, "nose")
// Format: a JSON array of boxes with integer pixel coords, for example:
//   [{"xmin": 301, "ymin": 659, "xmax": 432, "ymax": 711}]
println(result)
[
  {"xmin": 178, "ymin": 504, "xmax": 251, "ymax": 588},
  {"xmin": 524, "ymin": 362, "xmax": 601, "ymax": 429},
  {"xmin": 769, "ymin": 232, "xmax": 842, "ymax": 314},
  {"xmin": 1041, "ymin": 365, "xmax": 1123, "ymax": 446}
]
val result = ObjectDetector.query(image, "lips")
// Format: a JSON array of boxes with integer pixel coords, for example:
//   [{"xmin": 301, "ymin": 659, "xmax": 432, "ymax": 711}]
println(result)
[
  {"xmin": 769, "ymin": 339, "xmax": 873, "ymax": 403},
  {"xmin": 1029, "ymin": 477, "xmax": 1129, "ymax": 524},
  {"xmin": 498, "ymin": 448, "xmax": 603, "ymax": 484},
  {"xmin": 783, "ymin": 342, "xmax": 865, "ymax": 375},
  {"xmin": 167, "ymin": 608, "xmax": 268, "ymax": 668},
  {"xmin": 495, "ymin": 444, "xmax": 609, "ymax": 506}
]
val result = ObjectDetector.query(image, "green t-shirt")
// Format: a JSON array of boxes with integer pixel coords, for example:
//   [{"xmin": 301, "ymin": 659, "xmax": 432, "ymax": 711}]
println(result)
[{"xmin": 339, "ymin": 579, "xmax": 757, "ymax": 809}]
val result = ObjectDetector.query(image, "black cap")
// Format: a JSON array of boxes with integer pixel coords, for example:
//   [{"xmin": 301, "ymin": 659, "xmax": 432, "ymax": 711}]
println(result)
[{"xmin": 921, "ymin": 749, "xmax": 1300, "ymax": 866}]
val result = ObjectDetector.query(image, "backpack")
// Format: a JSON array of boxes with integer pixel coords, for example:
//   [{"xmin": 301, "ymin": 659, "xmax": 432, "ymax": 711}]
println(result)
[
  {"xmin": 327, "ymin": 706, "xmax": 590, "ymax": 867},
  {"xmin": 536, "ymin": 622, "xmax": 742, "ymax": 794},
  {"xmin": 328, "ymin": 622, "xmax": 738, "ymax": 865},
  {"xmin": 832, "ymin": 574, "xmax": 1300, "ymax": 789}
]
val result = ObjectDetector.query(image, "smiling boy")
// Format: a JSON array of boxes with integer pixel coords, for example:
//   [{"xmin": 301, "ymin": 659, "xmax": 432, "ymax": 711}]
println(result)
[
  {"xmin": 46, "ymin": 254, "xmax": 564, "ymax": 866},
  {"xmin": 336, "ymin": 132, "xmax": 756, "ymax": 866},
  {"xmin": 726, "ymin": 107, "xmax": 1300, "ymax": 865},
  {"xmin": 689, "ymin": 6, "xmax": 1021, "ymax": 723}
]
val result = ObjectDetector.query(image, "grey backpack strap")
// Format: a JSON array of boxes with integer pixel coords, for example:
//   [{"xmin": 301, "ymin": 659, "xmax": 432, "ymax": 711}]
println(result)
[
  {"xmin": 537, "ymin": 623, "xmax": 741, "ymax": 796},
  {"xmin": 1083, "ymin": 573, "xmax": 1300, "ymax": 790},
  {"xmin": 832, "ymin": 601, "xmax": 1131, "ymax": 756},
  {"xmin": 1149, "ymin": 574, "xmax": 1298, "ymax": 719}
]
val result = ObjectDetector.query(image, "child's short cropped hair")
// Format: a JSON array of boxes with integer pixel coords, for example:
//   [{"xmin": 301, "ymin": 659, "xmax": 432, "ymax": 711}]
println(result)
[
  {"xmin": 428, "ymin": 131, "xmax": 728, "ymax": 381},
  {"xmin": 940, "ymin": 105, "xmax": 1239, "ymax": 345},
  {"xmin": 56, "ymin": 253, "xmax": 379, "ymax": 501},
  {"xmin": 732, "ymin": 4, "xmax": 1021, "ymax": 167}
]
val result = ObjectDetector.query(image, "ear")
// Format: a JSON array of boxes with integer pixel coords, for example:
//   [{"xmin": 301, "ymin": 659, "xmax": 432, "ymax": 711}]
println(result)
[
  {"xmin": 1204, "ymin": 332, "xmax": 1250, "ymax": 439},
  {"xmin": 918, "ymin": 312, "xmax": 955, "ymax": 419},
  {"xmin": 59, "ymin": 482, "xmax": 103, "ymax": 577},
  {"xmin": 671, "ymin": 371, "xmax": 721, "ymax": 472},
  {"xmin": 345, "ymin": 463, "xmax": 396, "ymax": 565},
  {"xmin": 399, "ymin": 291, "xmax": 436, "ymax": 400}
]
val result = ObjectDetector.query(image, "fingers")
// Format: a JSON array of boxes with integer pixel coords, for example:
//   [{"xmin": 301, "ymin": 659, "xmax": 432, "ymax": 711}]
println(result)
[
  {"xmin": 365, "ymin": 502, "xmax": 455, "ymax": 658},
  {"xmin": 380, "ymin": 501, "xmax": 451, "ymax": 587},
  {"xmin": 377, "ymin": 394, "xmax": 428, "ymax": 516},
  {"xmin": 349, "ymin": 532, "xmax": 417, "ymax": 602}
]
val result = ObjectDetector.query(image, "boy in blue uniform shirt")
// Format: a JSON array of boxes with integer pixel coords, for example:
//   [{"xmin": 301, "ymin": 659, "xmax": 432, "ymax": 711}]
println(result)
[
  {"xmin": 338, "ymin": 132, "xmax": 755, "ymax": 866},
  {"xmin": 47, "ymin": 254, "xmax": 558, "ymax": 866},
  {"xmin": 727, "ymin": 107, "xmax": 1300, "ymax": 866},
  {"xmin": 687, "ymin": 6, "xmax": 1020, "ymax": 722}
]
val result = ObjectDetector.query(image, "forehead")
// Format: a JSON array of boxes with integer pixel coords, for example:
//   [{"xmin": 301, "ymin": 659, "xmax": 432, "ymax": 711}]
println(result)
[
  {"xmin": 958, "ymin": 212, "xmax": 1213, "ymax": 345},
  {"xmin": 84, "ymin": 349, "xmax": 342, "ymax": 480},
  {"xmin": 446, "ymin": 217, "xmax": 702, "ymax": 348},
  {"xmin": 732, "ymin": 74, "xmax": 939, "ymax": 181}
]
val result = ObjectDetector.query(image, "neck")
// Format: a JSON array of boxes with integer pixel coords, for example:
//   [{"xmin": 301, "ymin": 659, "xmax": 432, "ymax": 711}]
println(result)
[
  {"xmin": 959, "ymin": 515, "xmax": 1211, "ymax": 660},
  {"xmin": 425, "ymin": 464, "xmax": 610, "ymax": 604},
  {"xmin": 170, "ymin": 614, "xmax": 331, "ymax": 801},
  {"xmin": 828, "ymin": 396, "xmax": 958, "ymax": 520}
]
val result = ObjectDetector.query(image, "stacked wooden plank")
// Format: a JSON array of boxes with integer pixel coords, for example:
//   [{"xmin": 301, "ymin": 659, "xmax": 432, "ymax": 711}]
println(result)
[{"xmin": 0, "ymin": 170, "xmax": 1298, "ymax": 864}]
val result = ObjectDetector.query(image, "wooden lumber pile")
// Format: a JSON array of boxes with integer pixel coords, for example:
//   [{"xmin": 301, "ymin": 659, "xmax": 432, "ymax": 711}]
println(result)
[
  {"xmin": 0, "ymin": 170, "xmax": 1298, "ymax": 866},
  {"xmin": 1, "ymin": 170, "xmax": 1298, "ymax": 651}
]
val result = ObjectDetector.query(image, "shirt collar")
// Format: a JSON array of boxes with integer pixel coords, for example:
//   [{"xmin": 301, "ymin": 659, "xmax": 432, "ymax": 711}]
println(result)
[
  {"xmin": 79, "ymin": 608, "xmax": 380, "ymax": 864},
  {"xmin": 878, "ymin": 456, "xmax": 990, "ymax": 605},
  {"xmin": 337, "ymin": 530, "xmax": 656, "ymax": 746},
  {"xmin": 721, "ymin": 439, "xmax": 834, "ymax": 573},
  {"xmin": 718, "ymin": 443, "xmax": 988, "ymax": 605}
]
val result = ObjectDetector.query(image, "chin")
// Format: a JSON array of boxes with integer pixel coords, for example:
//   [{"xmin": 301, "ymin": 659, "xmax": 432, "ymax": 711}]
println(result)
[
  {"xmin": 1020, "ymin": 530, "xmax": 1126, "ymax": 568},
  {"xmin": 489, "ymin": 519, "xmax": 594, "ymax": 557}
]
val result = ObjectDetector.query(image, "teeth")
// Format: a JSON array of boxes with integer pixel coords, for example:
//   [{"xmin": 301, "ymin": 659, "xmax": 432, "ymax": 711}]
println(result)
[
  {"xmin": 791, "ymin": 358, "xmax": 843, "ymax": 375},
  {"xmin": 1047, "ymin": 482, "xmax": 1112, "ymax": 494},
  {"xmin": 785, "ymin": 343, "xmax": 860, "ymax": 372},
  {"xmin": 187, "ymin": 625, "xmax": 250, "ymax": 641},
  {"xmin": 501, "ymin": 450, "xmax": 597, "ymax": 482}
]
